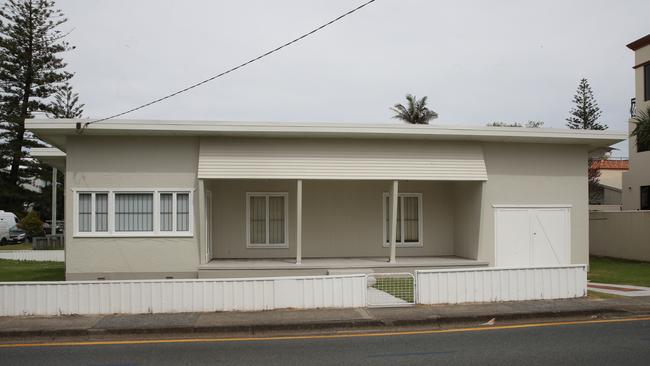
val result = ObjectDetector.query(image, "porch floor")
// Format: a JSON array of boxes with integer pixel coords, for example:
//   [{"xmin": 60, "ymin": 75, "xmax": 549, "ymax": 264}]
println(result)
[{"xmin": 199, "ymin": 256, "xmax": 488, "ymax": 270}]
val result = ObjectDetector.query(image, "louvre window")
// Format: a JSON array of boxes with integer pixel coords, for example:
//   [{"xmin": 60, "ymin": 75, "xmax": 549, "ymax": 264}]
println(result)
[
  {"xmin": 160, "ymin": 193, "xmax": 173, "ymax": 231},
  {"xmin": 78, "ymin": 192, "xmax": 108, "ymax": 232},
  {"xmin": 115, "ymin": 193, "xmax": 153, "ymax": 232},
  {"xmin": 383, "ymin": 193, "xmax": 422, "ymax": 247},
  {"xmin": 247, "ymin": 193, "xmax": 288, "ymax": 248},
  {"xmin": 75, "ymin": 190, "xmax": 192, "ymax": 236}
]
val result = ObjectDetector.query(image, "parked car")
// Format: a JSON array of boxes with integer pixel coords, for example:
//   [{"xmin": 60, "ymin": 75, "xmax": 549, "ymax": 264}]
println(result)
[
  {"xmin": 0, "ymin": 210, "xmax": 19, "ymax": 245},
  {"xmin": 8, "ymin": 225, "xmax": 26, "ymax": 243}
]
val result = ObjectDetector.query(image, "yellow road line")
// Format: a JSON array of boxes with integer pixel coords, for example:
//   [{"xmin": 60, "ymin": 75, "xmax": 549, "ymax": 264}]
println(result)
[{"xmin": 1, "ymin": 316, "xmax": 649, "ymax": 349}]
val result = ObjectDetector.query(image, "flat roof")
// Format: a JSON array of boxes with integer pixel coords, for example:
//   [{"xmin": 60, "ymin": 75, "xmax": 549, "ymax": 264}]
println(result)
[
  {"xmin": 627, "ymin": 34, "xmax": 650, "ymax": 51},
  {"xmin": 26, "ymin": 118, "xmax": 626, "ymax": 152}
]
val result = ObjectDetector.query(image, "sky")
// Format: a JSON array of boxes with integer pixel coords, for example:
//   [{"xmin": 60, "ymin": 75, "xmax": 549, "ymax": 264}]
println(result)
[{"xmin": 56, "ymin": 0, "xmax": 650, "ymax": 156}]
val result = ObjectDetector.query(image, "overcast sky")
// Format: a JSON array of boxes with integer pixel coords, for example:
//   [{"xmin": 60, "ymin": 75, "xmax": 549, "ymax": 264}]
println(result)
[{"xmin": 57, "ymin": 0, "xmax": 649, "ymax": 155}]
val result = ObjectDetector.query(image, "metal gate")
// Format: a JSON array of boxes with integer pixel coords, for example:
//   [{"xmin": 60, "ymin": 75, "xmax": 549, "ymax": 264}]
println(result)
[{"xmin": 367, "ymin": 272, "xmax": 416, "ymax": 307}]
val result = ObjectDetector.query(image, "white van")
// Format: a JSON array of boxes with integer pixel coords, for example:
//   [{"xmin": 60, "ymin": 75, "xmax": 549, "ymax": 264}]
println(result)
[{"xmin": 0, "ymin": 210, "xmax": 19, "ymax": 245}]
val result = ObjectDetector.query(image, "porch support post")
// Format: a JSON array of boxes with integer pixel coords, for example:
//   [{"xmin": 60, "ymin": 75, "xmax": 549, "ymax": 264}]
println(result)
[
  {"xmin": 198, "ymin": 179, "xmax": 208, "ymax": 264},
  {"xmin": 296, "ymin": 179, "xmax": 302, "ymax": 265},
  {"xmin": 389, "ymin": 180, "xmax": 399, "ymax": 264},
  {"xmin": 51, "ymin": 167, "xmax": 57, "ymax": 235}
]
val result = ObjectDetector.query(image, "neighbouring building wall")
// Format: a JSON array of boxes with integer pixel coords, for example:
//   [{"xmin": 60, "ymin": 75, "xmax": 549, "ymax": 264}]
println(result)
[
  {"xmin": 590, "ymin": 211, "xmax": 650, "ymax": 262},
  {"xmin": 599, "ymin": 169, "xmax": 624, "ymax": 190},
  {"xmin": 207, "ymin": 179, "xmax": 456, "ymax": 259},
  {"xmin": 623, "ymin": 43, "xmax": 650, "ymax": 210},
  {"xmin": 64, "ymin": 136, "xmax": 201, "ymax": 280},
  {"xmin": 478, "ymin": 142, "xmax": 590, "ymax": 266},
  {"xmin": 602, "ymin": 186, "xmax": 623, "ymax": 206}
]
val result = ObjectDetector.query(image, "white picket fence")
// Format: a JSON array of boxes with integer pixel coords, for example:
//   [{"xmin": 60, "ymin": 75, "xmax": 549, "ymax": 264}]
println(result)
[
  {"xmin": 416, "ymin": 265, "xmax": 587, "ymax": 305},
  {"xmin": 0, "ymin": 274, "xmax": 367, "ymax": 316},
  {"xmin": 0, "ymin": 250, "xmax": 64, "ymax": 262}
]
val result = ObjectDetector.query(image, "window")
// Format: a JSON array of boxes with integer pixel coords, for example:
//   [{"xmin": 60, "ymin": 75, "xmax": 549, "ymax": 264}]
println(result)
[
  {"xmin": 383, "ymin": 193, "xmax": 423, "ymax": 247},
  {"xmin": 641, "ymin": 186, "xmax": 650, "ymax": 210},
  {"xmin": 645, "ymin": 64, "xmax": 650, "ymax": 102},
  {"xmin": 78, "ymin": 192, "xmax": 108, "ymax": 232},
  {"xmin": 115, "ymin": 193, "xmax": 153, "ymax": 232},
  {"xmin": 75, "ymin": 190, "xmax": 193, "ymax": 236},
  {"xmin": 246, "ymin": 193, "xmax": 288, "ymax": 248},
  {"xmin": 159, "ymin": 192, "xmax": 190, "ymax": 232}
]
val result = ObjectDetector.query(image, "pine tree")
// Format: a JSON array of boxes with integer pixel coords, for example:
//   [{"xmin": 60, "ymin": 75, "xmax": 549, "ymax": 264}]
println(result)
[
  {"xmin": 565, "ymin": 78, "xmax": 608, "ymax": 203},
  {"xmin": 48, "ymin": 82, "xmax": 83, "ymax": 118},
  {"xmin": 0, "ymin": 0, "xmax": 73, "ymax": 212},
  {"xmin": 566, "ymin": 78, "xmax": 607, "ymax": 130}
]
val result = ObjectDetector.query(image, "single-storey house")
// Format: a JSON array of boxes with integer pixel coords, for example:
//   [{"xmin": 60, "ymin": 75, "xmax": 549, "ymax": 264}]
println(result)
[{"xmin": 27, "ymin": 119, "xmax": 625, "ymax": 280}]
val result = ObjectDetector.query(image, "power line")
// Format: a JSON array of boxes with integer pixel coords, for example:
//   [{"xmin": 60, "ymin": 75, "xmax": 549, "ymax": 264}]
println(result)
[{"xmin": 81, "ymin": 0, "xmax": 378, "ymax": 129}]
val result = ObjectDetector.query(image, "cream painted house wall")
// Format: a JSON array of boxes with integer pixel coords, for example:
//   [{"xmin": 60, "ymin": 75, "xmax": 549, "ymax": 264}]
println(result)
[
  {"xmin": 64, "ymin": 136, "xmax": 201, "ymax": 280},
  {"xmin": 477, "ymin": 143, "xmax": 589, "ymax": 265},
  {"xmin": 623, "ymin": 42, "xmax": 650, "ymax": 210},
  {"xmin": 62, "ymin": 135, "xmax": 591, "ymax": 279},
  {"xmin": 207, "ymin": 180, "xmax": 456, "ymax": 259},
  {"xmin": 207, "ymin": 142, "xmax": 590, "ymax": 266}
]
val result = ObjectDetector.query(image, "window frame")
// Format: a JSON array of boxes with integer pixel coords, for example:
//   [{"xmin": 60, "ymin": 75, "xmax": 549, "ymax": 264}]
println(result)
[
  {"xmin": 73, "ymin": 188, "xmax": 194, "ymax": 237},
  {"xmin": 644, "ymin": 63, "xmax": 650, "ymax": 102},
  {"xmin": 641, "ymin": 186, "xmax": 650, "ymax": 211},
  {"xmin": 245, "ymin": 192, "xmax": 289, "ymax": 249},
  {"xmin": 382, "ymin": 192, "xmax": 424, "ymax": 248}
]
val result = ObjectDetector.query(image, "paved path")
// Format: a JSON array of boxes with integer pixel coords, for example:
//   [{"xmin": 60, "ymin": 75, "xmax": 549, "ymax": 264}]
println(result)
[
  {"xmin": 588, "ymin": 282, "xmax": 650, "ymax": 297},
  {"xmin": 366, "ymin": 287, "xmax": 408, "ymax": 305},
  {"xmin": 1, "ymin": 318, "xmax": 649, "ymax": 365}
]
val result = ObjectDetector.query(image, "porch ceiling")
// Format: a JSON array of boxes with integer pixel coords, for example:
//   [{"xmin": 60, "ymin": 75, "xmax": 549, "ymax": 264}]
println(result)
[{"xmin": 197, "ymin": 138, "xmax": 488, "ymax": 181}]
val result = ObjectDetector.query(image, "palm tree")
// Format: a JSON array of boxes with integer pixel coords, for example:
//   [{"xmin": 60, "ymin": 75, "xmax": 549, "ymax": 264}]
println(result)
[
  {"xmin": 631, "ymin": 105, "xmax": 650, "ymax": 152},
  {"xmin": 390, "ymin": 94, "xmax": 438, "ymax": 124}
]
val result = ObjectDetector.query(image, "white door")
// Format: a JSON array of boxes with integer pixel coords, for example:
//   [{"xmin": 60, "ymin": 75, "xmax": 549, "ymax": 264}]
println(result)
[{"xmin": 495, "ymin": 207, "xmax": 570, "ymax": 267}]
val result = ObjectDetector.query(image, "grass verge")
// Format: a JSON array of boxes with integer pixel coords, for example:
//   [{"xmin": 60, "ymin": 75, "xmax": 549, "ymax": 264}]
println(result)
[
  {"xmin": 0, "ymin": 242, "xmax": 32, "ymax": 251},
  {"xmin": 589, "ymin": 256, "xmax": 650, "ymax": 288},
  {"xmin": 587, "ymin": 290, "xmax": 622, "ymax": 299},
  {"xmin": 0, "ymin": 259, "xmax": 64, "ymax": 281}
]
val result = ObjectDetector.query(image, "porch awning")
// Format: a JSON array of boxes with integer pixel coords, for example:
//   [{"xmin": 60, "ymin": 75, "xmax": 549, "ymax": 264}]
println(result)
[{"xmin": 198, "ymin": 137, "xmax": 487, "ymax": 181}]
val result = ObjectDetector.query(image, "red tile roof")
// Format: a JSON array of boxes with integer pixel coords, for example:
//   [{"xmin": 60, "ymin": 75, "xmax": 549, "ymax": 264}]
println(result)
[{"xmin": 590, "ymin": 159, "xmax": 629, "ymax": 170}]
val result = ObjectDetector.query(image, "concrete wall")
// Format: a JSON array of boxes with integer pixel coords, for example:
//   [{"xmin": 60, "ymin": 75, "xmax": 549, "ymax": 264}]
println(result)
[
  {"xmin": 64, "ymin": 136, "xmax": 201, "ymax": 280},
  {"xmin": 590, "ymin": 211, "xmax": 650, "ymax": 262},
  {"xmin": 623, "ymin": 43, "xmax": 650, "ymax": 210},
  {"xmin": 207, "ymin": 179, "xmax": 456, "ymax": 259},
  {"xmin": 477, "ymin": 142, "xmax": 590, "ymax": 265}
]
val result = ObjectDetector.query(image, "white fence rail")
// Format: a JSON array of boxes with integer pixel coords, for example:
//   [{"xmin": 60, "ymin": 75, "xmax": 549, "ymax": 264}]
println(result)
[
  {"xmin": 0, "ymin": 250, "xmax": 64, "ymax": 262},
  {"xmin": 416, "ymin": 265, "xmax": 587, "ymax": 305},
  {"xmin": 0, "ymin": 274, "xmax": 366, "ymax": 316}
]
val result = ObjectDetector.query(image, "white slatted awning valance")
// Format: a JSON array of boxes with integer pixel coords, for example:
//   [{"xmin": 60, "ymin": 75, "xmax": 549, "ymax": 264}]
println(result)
[{"xmin": 198, "ymin": 137, "xmax": 487, "ymax": 181}]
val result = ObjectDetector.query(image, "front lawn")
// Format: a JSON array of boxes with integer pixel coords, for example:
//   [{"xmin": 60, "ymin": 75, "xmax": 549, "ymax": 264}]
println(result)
[
  {"xmin": 0, "ymin": 242, "xmax": 32, "ymax": 251},
  {"xmin": 589, "ymin": 256, "xmax": 650, "ymax": 287},
  {"xmin": 0, "ymin": 259, "xmax": 65, "ymax": 281}
]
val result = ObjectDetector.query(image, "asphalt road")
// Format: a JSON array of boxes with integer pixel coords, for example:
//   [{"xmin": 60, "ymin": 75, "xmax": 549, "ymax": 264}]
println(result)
[{"xmin": 1, "ymin": 318, "xmax": 650, "ymax": 366}]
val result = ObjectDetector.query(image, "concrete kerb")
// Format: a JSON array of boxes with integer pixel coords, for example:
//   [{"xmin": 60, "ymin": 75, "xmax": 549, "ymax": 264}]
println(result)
[{"xmin": 0, "ymin": 306, "xmax": 645, "ymax": 340}]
